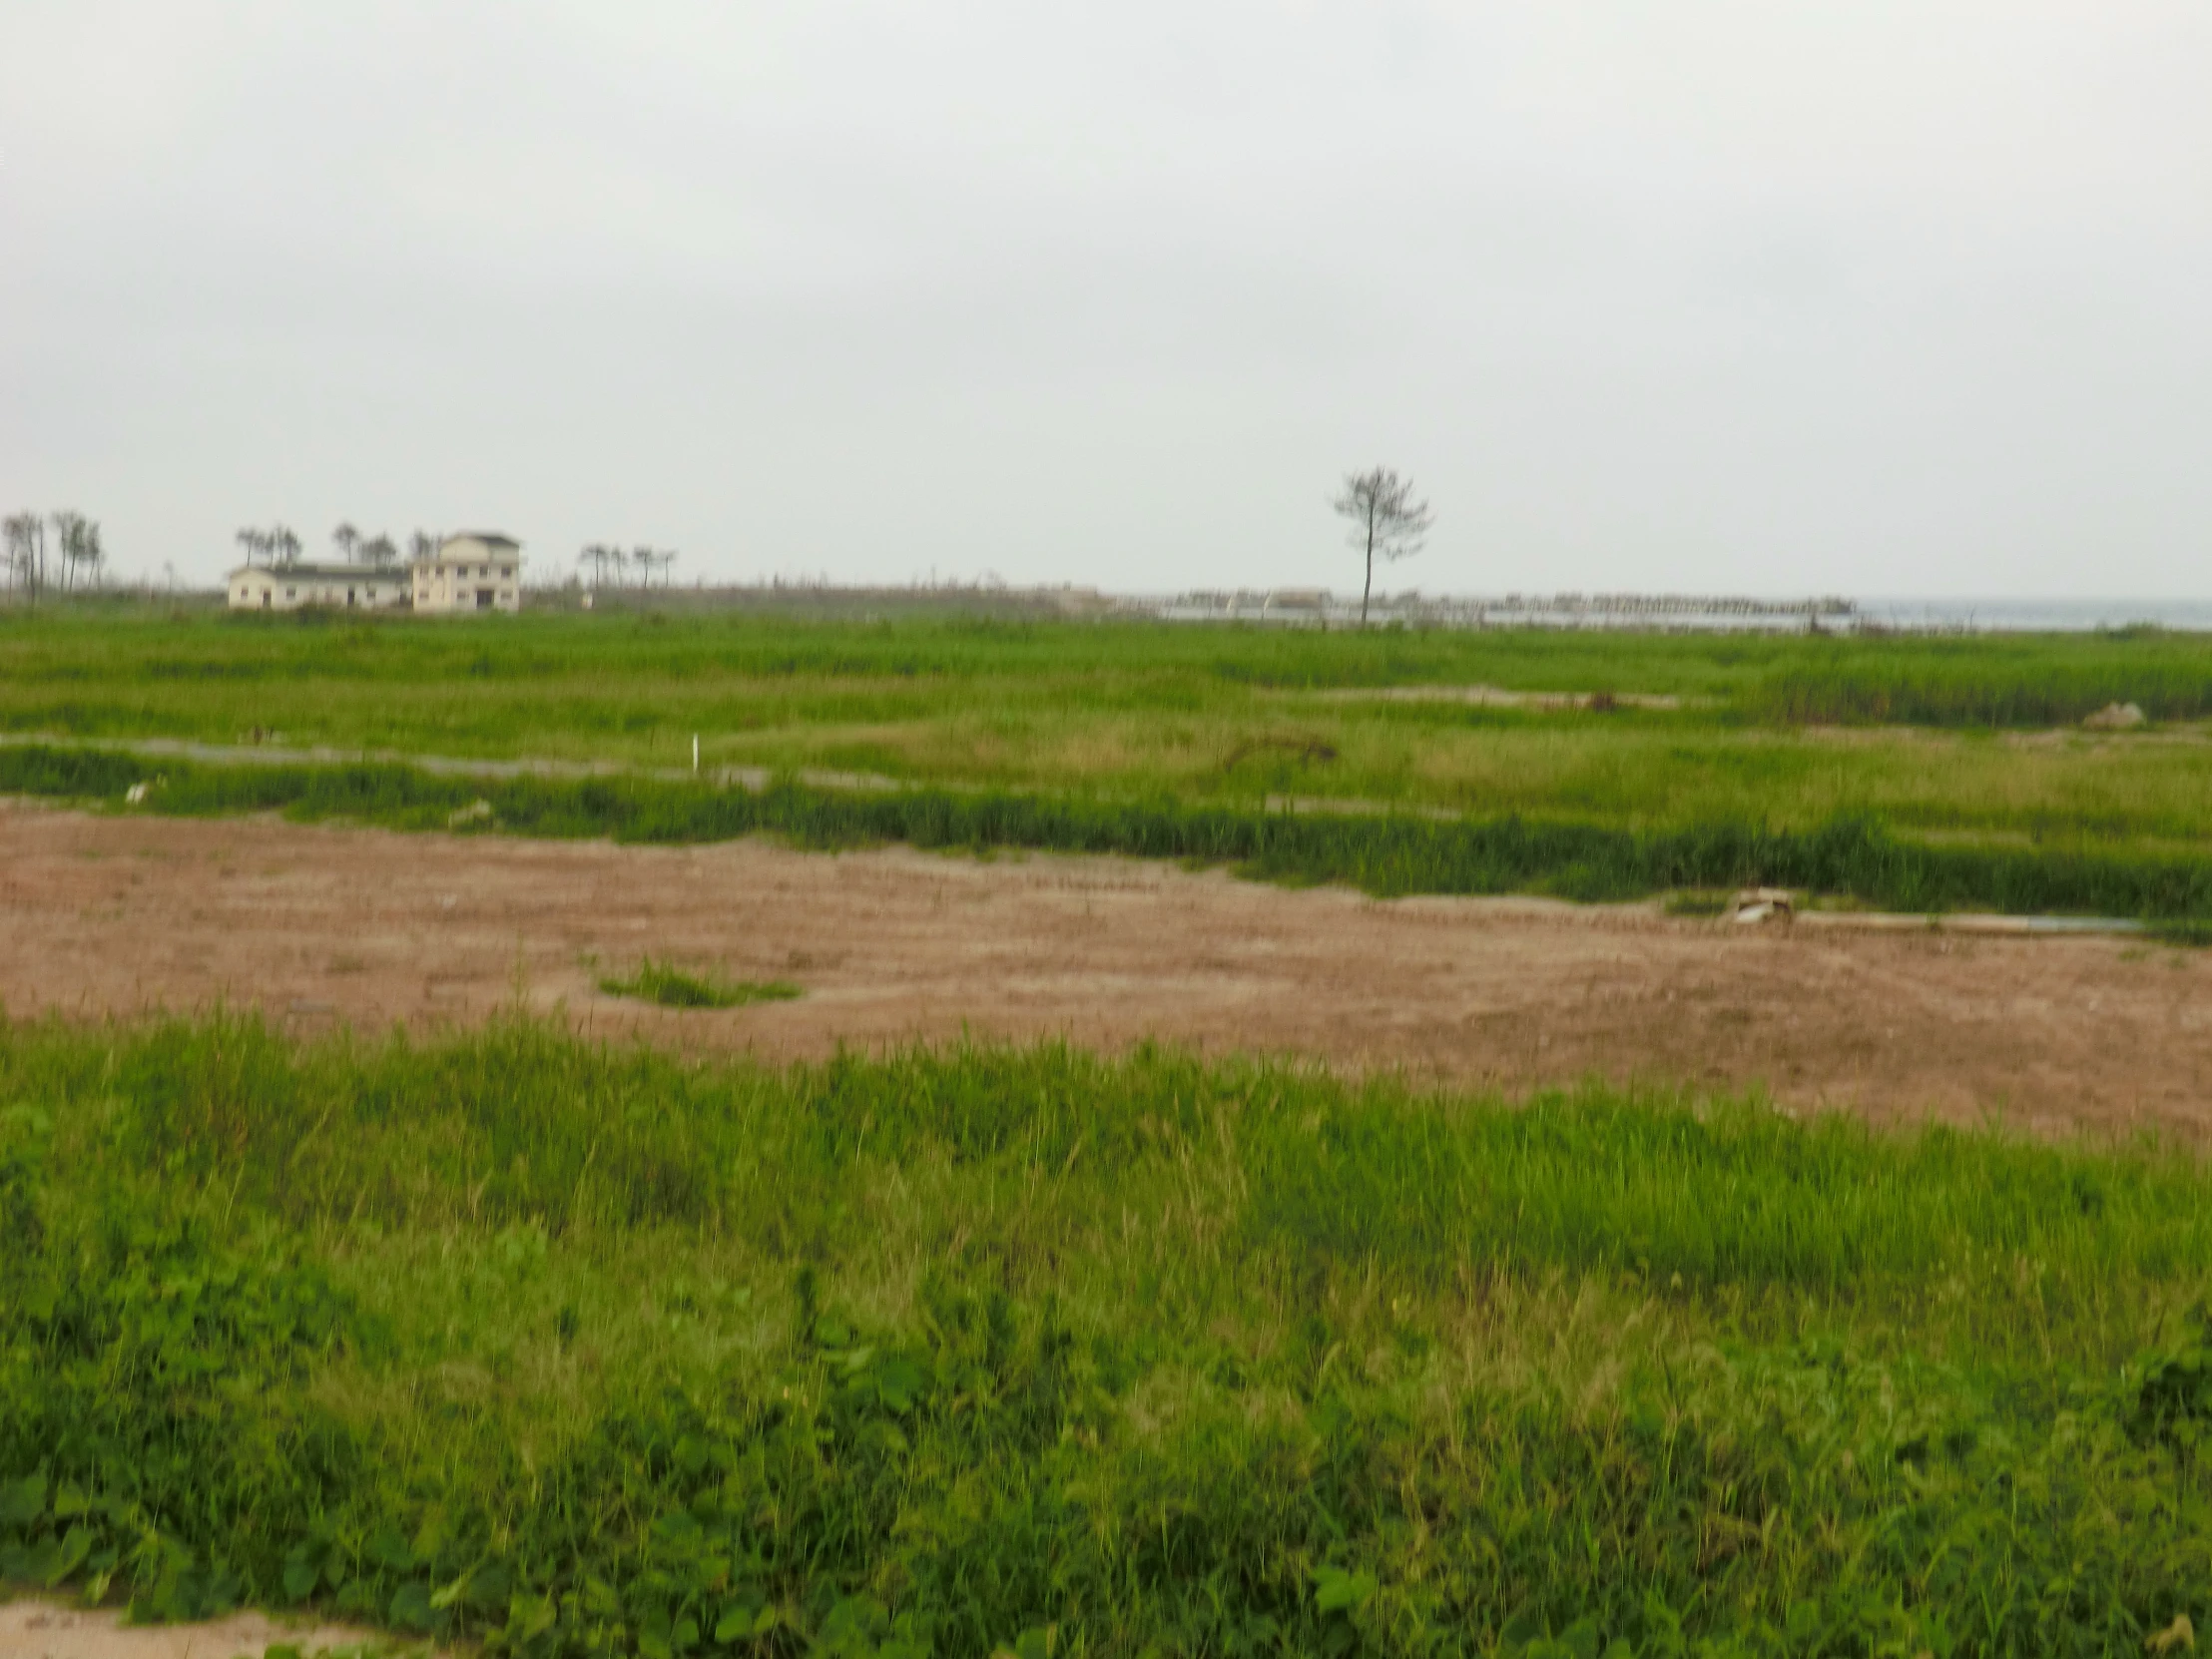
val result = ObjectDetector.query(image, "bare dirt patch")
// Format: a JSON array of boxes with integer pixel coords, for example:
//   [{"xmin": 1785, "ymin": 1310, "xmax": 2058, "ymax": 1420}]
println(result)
[
  {"xmin": 0, "ymin": 1597, "xmax": 406, "ymax": 1659},
  {"xmin": 4, "ymin": 799, "xmax": 2210, "ymax": 1137}
]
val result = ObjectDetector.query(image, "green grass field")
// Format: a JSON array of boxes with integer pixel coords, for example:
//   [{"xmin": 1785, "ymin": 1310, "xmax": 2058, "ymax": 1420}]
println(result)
[
  {"xmin": 10, "ymin": 609, "xmax": 2212, "ymax": 852},
  {"xmin": 7, "ymin": 606, "xmax": 2212, "ymax": 1654},
  {"xmin": 4, "ymin": 1013, "xmax": 2210, "ymax": 1657}
]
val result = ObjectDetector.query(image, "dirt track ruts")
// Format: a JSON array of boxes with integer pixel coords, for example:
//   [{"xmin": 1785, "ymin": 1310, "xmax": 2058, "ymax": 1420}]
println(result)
[{"xmin": 4, "ymin": 798, "xmax": 2210, "ymax": 1137}]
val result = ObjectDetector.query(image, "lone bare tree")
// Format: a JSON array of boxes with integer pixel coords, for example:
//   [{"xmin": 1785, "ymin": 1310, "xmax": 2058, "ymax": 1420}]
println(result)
[{"xmin": 1332, "ymin": 466, "xmax": 1434, "ymax": 628}]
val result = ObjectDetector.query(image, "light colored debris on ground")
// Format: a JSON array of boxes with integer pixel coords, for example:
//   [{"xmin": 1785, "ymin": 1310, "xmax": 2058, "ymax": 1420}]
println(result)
[{"xmin": 1729, "ymin": 887, "xmax": 1796, "ymax": 925}]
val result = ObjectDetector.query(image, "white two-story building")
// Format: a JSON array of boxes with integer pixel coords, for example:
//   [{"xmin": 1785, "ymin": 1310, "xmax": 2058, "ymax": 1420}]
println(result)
[{"xmin": 412, "ymin": 532, "xmax": 524, "ymax": 614}]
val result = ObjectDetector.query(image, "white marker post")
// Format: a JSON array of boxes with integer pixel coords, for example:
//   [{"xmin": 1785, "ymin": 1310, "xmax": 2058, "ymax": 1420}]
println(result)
[{"xmin": 693, "ymin": 735, "xmax": 700, "ymax": 775}]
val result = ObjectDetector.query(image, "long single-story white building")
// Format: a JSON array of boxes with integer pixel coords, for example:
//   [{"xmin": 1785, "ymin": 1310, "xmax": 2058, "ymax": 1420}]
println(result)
[{"xmin": 227, "ymin": 563, "xmax": 409, "ymax": 611}]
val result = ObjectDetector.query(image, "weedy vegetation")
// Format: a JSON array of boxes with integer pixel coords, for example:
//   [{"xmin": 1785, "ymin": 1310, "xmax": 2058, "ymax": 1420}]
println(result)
[
  {"xmin": 597, "ymin": 960, "xmax": 803, "ymax": 1010},
  {"xmin": 1, "ymin": 1014, "xmax": 2209, "ymax": 1656}
]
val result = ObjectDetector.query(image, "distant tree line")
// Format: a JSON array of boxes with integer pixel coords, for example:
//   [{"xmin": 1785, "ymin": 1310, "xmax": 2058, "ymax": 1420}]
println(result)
[
  {"xmin": 4, "ymin": 510, "xmax": 107, "ymax": 600},
  {"xmin": 329, "ymin": 522, "xmax": 404, "ymax": 570},
  {"xmin": 234, "ymin": 523, "xmax": 440, "ymax": 571},
  {"xmin": 233, "ymin": 524, "xmax": 302, "ymax": 568},
  {"xmin": 578, "ymin": 543, "xmax": 680, "ymax": 589}
]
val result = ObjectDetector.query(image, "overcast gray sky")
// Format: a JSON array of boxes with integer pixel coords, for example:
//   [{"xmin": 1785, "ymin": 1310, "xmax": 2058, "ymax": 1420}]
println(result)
[{"xmin": 4, "ymin": 2, "xmax": 2209, "ymax": 596}]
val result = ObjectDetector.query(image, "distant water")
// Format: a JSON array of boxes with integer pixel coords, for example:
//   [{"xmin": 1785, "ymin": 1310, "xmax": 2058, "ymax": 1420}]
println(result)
[{"xmin": 1856, "ymin": 598, "xmax": 2212, "ymax": 633}]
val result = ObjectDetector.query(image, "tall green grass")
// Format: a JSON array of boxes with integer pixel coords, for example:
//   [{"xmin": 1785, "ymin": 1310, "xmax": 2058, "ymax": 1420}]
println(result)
[
  {"xmin": 8, "ymin": 607, "xmax": 2211, "ymax": 724},
  {"xmin": 2, "ymin": 1014, "xmax": 2209, "ymax": 1656},
  {"xmin": 11, "ymin": 613, "xmax": 2212, "ymax": 844},
  {"xmin": 11, "ymin": 742, "xmax": 2212, "ymax": 920},
  {"xmin": 1750, "ymin": 632, "xmax": 2212, "ymax": 727}
]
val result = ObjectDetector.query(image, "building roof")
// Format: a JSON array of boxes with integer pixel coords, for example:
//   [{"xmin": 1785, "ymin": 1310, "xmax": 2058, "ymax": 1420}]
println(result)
[
  {"xmin": 409, "ymin": 532, "xmax": 523, "ymax": 568},
  {"xmin": 226, "ymin": 562, "xmax": 403, "ymax": 580}
]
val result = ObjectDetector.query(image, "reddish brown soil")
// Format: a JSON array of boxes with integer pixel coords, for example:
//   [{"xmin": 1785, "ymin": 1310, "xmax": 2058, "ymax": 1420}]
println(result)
[{"xmin": 4, "ymin": 800, "xmax": 2209, "ymax": 1137}]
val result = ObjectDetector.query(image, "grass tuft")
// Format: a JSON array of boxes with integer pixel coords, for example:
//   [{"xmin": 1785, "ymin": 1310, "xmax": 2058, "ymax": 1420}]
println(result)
[{"xmin": 597, "ymin": 958, "xmax": 803, "ymax": 1009}]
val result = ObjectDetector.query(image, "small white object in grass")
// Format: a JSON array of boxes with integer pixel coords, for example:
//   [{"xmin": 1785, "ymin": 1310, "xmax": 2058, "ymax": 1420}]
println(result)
[
  {"xmin": 694, "ymin": 734, "xmax": 700, "ymax": 774},
  {"xmin": 125, "ymin": 782, "xmax": 150, "ymax": 805},
  {"xmin": 1729, "ymin": 886, "xmax": 1795, "ymax": 925}
]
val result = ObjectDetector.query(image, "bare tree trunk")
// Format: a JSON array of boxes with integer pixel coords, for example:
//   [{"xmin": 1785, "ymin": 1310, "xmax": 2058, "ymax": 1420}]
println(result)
[{"xmin": 1361, "ymin": 515, "xmax": 1377, "ymax": 628}]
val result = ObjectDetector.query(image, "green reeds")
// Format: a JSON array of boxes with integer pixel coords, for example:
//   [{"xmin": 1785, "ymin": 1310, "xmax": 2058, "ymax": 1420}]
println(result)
[
  {"xmin": 13, "ymin": 742, "xmax": 2212, "ymax": 921},
  {"xmin": 3, "ymin": 1013, "xmax": 2211, "ymax": 1655}
]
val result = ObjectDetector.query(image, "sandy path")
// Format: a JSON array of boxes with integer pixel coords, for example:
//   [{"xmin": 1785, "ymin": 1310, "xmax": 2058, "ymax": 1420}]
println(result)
[{"xmin": 3, "ymin": 799, "xmax": 2209, "ymax": 1136}]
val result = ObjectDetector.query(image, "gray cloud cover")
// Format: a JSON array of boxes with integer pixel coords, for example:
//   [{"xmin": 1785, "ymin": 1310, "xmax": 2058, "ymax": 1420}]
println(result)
[{"xmin": 3, "ymin": 1, "xmax": 2208, "ymax": 594}]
